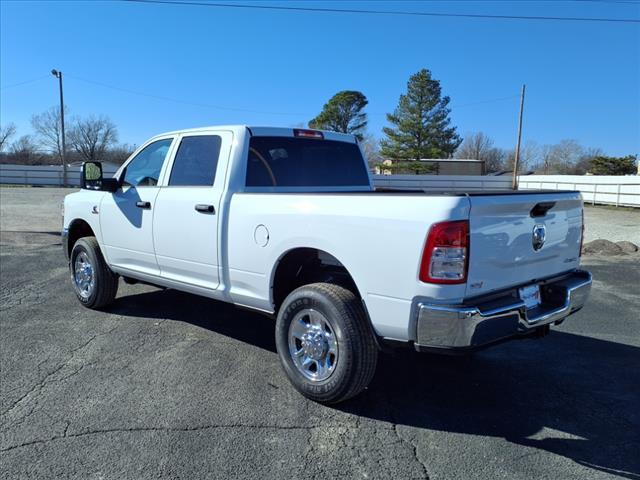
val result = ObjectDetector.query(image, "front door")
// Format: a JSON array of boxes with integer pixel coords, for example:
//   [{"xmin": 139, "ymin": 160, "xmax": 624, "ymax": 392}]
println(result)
[
  {"xmin": 152, "ymin": 132, "xmax": 232, "ymax": 290},
  {"xmin": 100, "ymin": 137, "xmax": 174, "ymax": 276}
]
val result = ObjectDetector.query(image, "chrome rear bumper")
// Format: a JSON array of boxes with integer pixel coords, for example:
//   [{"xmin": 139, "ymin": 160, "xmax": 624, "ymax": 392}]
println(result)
[{"xmin": 414, "ymin": 269, "xmax": 592, "ymax": 352}]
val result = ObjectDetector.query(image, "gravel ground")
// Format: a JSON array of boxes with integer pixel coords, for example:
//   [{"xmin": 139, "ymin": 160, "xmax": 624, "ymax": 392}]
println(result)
[
  {"xmin": 1, "ymin": 186, "xmax": 639, "ymax": 479},
  {"xmin": 0, "ymin": 187, "xmax": 65, "ymax": 234},
  {"xmin": 583, "ymin": 205, "xmax": 640, "ymax": 245}
]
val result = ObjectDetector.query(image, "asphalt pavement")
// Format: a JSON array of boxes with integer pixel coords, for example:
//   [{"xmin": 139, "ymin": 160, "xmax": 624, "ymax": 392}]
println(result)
[{"xmin": 1, "ymin": 187, "xmax": 639, "ymax": 479}]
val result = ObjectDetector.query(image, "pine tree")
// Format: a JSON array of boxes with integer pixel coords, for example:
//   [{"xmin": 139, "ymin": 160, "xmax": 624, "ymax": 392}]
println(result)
[
  {"xmin": 308, "ymin": 91, "xmax": 368, "ymax": 141},
  {"xmin": 381, "ymin": 69, "xmax": 461, "ymax": 160}
]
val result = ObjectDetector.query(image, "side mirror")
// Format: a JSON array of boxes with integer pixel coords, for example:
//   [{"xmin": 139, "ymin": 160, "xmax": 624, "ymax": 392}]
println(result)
[
  {"xmin": 81, "ymin": 162, "xmax": 103, "ymax": 190},
  {"xmin": 81, "ymin": 161, "xmax": 120, "ymax": 192}
]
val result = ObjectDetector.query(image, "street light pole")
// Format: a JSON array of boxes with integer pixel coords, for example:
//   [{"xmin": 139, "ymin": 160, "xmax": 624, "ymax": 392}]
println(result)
[{"xmin": 51, "ymin": 69, "xmax": 67, "ymax": 187}]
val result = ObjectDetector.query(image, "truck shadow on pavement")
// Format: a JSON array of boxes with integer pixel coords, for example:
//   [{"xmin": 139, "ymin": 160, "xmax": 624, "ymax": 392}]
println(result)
[
  {"xmin": 344, "ymin": 334, "xmax": 640, "ymax": 480},
  {"xmin": 110, "ymin": 288, "xmax": 639, "ymax": 479},
  {"xmin": 110, "ymin": 288, "xmax": 278, "ymax": 353}
]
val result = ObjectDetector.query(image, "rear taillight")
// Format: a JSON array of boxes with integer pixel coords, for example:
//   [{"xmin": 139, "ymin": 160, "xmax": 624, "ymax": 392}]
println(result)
[
  {"xmin": 293, "ymin": 128, "xmax": 324, "ymax": 139},
  {"xmin": 419, "ymin": 220, "xmax": 469, "ymax": 284}
]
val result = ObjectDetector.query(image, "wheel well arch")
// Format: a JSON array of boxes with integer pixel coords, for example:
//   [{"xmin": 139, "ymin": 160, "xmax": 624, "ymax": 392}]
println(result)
[
  {"xmin": 270, "ymin": 247, "xmax": 363, "ymax": 311},
  {"xmin": 67, "ymin": 219, "xmax": 96, "ymax": 258}
]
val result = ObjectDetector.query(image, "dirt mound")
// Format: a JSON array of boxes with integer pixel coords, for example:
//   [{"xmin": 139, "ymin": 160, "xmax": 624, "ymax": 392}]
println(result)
[
  {"xmin": 616, "ymin": 241, "xmax": 639, "ymax": 253},
  {"xmin": 582, "ymin": 239, "xmax": 639, "ymax": 255},
  {"xmin": 582, "ymin": 239, "xmax": 624, "ymax": 255}
]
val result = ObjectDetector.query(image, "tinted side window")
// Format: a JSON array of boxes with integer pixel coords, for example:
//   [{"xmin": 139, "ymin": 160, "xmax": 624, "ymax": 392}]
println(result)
[
  {"xmin": 246, "ymin": 137, "xmax": 369, "ymax": 187},
  {"xmin": 123, "ymin": 139, "xmax": 173, "ymax": 187},
  {"xmin": 169, "ymin": 135, "xmax": 222, "ymax": 186}
]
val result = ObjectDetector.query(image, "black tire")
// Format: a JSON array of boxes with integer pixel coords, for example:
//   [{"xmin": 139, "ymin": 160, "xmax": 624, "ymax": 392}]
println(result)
[
  {"xmin": 70, "ymin": 236, "xmax": 118, "ymax": 309},
  {"xmin": 275, "ymin": 283, "xmax": 378, "ymax": 404}
]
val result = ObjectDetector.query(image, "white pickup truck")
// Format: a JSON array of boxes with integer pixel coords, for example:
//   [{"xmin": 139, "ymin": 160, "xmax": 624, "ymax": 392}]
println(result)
[{"xmin": 62, "ymin": 125, "xmax": 592, "ymax": 403}]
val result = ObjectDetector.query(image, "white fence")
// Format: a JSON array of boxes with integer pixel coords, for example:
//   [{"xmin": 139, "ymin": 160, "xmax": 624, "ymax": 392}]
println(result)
[
  {"xmin": 1, "ymin": 164, "xmax": 638, "ymax": 207},
  {"xmin": 518, "ymin": 175, "xmax": 640, "ymax": 208},
  {"xmin": 372, "ymin": 174, "xmax": 512, "ymax": 191},
  {"xmin": 0, "ymin": 166, "xmax": 515, "ymax": 191},
  {"xmin": 0, "ymin": 164, "xmax": 119, "ymax": 187}
]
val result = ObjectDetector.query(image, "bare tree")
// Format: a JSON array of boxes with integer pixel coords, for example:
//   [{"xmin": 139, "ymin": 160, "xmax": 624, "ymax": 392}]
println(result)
[
  {"xmin": 537, "ymin": 139, "xmax": 584, "ymax": 174},
  {"xmin": 455, "ymin": 132, "xmax": 506, "ymax": 173},
  {"xmin": 102, "ymin": 143, "xmax": 135, "ymax": 165},
  {"xmin": 10, "ymin": 135, "xmax": 39, "ymax": 165},
  {"xmin": 455, "ymin": 132, "xmax": 493, "ymax": 159},
  {"xmin": 10, "ymin": 135, "xmax": 37, "ymax": 154},
  {"xmin": 504, "ymin": 140, "xmax": 541, "ymax": 173},
  {"xmin": 0, "ymin": 123, "xmax": 17, "ymax": 152},
  {"xmin": 573, "ymin": 147, "xmax": 604, "ymax": 175},
  {"xmin": 360, "ymin": 133, "xmax": 382, "ymax": 167},
  {"xmin": 68, "ymin": 115, "xmax": 118, "ymax": 162},
  {"xmin": 31, "ymin": 106, "xmax": 67, "ymax": 161},
  {"xmin": 484, "ymin": 148, "xmax": 508, "ymax": 173}
]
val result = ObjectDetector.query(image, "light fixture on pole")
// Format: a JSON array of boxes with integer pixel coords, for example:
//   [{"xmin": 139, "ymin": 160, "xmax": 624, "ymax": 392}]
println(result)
[{"xmin": 51, "ymin": 69, "xmax": 67, "ymax": 187}]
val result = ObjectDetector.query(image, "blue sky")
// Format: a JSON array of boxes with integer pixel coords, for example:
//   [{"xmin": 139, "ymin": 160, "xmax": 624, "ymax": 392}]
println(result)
[{"xmin": 1, "ymin": 0, "xmax": 639, "ymax": 156}]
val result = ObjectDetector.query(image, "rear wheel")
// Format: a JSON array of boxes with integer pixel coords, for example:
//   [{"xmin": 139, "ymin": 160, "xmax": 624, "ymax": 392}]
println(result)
[
  {"xmin": 70, "ymin": 237, "xmax": 118, "ymax": 309},
  {"xmin": 275, "ymin": 283, "xmax": 378, "ymax": 404}
]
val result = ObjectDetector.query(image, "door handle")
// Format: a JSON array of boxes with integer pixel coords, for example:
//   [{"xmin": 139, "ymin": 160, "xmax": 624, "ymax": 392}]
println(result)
[
  {"xmin": 195, "ymin": 204, "xmax": 215, "ymax": 214},
  {"xmin": 136, "ymin": 201, "xmax": 151, "ymax": 209}
]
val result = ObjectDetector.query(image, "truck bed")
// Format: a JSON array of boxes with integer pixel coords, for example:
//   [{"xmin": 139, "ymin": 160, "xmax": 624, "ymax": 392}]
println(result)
[
  {"xmin": 240, "ymin": 189, "xmax": 578, "ymax": 196},
  {"xmin": 376, "ymin": 188, "xmax": 577, "ymax": 196}
]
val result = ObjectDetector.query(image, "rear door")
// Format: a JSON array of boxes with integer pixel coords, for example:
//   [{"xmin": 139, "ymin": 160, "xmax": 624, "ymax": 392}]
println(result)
[
  {"xmin": 152, "ymin": 131, "xmax": 232, "ymax": 290},
  {"xmin": 466, "ymin": 191, "xmax": 583, "ymax": 297}
]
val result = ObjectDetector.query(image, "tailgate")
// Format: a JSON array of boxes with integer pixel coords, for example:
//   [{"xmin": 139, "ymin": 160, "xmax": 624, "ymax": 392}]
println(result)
[{"xmin": 466, "ymin": 191, "xmax": 583, "ymax": 297}]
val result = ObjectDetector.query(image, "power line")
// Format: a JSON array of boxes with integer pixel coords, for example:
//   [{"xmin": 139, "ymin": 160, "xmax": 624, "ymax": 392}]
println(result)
[
  {"xmin": 65, "ymin": 73, "xmax": 520, "ymax": 119},
  {"xmin": 367, "ymin": 94, "xmax": 520, "ymax": 116},
  {"xmin": 559, "ymin": 0, "xmax": 639, "ymax": 3},
  {"xmin": 65, "ymin": 74, "xmax": 308, "ymax": 116},
  {"xmin": 0, "ymin": 75, "xmax": 50, "ymax": 91},
  {"xmin": 332, "ymin": 0, "xmax": 640, "ymax": 3},
  {"xmin": 574, "ymin": 0, "xmax": 640, "ymax": 4},
  {"xmin": 121, "ymin": 0, "xmax": 640, "ymax": 23},
  {"xmin": 451, "ymin": 94, "xmax": 520, "ymax": 109}
]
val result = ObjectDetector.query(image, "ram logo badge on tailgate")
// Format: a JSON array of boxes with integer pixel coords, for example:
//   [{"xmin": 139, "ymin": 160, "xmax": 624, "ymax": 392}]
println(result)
[{"xmin": 532, "ymin": 224, "xmax": 546, "ymax": 251}]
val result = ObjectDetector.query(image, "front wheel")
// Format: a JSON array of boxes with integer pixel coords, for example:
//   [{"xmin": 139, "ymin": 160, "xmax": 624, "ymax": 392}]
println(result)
[
  {"xmin": 275, "ymin": 283, "xmax": 378, "ymax": 404},
  {"xmin": 70, "ymin": 236, "xmax": 118, "ymax": 309}
]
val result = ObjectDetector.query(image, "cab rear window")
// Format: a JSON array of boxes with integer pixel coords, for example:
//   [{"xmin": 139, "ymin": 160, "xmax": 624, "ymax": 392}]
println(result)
[{"xmin": 246, "ymin": 136, "xmax": 369, "ymax": 187}]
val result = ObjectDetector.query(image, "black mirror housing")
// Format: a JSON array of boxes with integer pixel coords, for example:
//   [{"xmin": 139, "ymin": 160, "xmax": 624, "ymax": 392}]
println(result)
[{"xmin": 101, "ymin": 178, "xmax": 121, "ymax": 192}]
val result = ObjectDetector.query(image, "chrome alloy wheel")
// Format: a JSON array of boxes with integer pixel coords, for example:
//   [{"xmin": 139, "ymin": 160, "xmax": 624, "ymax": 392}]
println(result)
[
  {"xmin": 288, "ymin": 309, "xmax": 339, "ymax": 382},
  {"xmin": 73, "ymin": 251, "xmax": 95, "ymax": 299}
]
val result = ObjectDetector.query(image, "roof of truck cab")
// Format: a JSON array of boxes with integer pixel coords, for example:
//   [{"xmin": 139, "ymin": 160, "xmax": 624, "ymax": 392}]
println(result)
[{"xmin": 150, "ymin": 125, "xmax": 357, "ymax": 143}]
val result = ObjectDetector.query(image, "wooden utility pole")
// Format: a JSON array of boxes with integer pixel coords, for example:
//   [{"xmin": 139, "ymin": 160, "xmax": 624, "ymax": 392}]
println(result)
[
  {"xmin": 512, "ymin": 84, "xmax": 526, "ymax": 190},
  {"xmin": 51, "ymin": 69, "xmax": 67, "ymax": 187}
]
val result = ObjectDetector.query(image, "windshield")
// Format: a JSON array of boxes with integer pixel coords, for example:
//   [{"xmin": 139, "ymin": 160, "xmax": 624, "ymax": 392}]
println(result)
[{"xmin": 245, "ymin": 136, "xmax": 370, "ymax": 188}]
